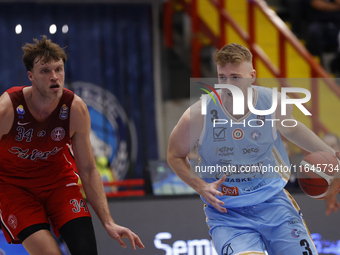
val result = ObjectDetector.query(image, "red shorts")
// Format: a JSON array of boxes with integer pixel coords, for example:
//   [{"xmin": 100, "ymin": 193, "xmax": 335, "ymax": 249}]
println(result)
[{"xmin": 0, "ymin": 182, "xmax": 91, "ymax": 244}]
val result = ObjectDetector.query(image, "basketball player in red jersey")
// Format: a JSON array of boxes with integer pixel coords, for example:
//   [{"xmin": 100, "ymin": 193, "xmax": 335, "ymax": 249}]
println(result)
[{"xmin": 0, "ymin": 36, "xmax": 144, "ymax": 254}]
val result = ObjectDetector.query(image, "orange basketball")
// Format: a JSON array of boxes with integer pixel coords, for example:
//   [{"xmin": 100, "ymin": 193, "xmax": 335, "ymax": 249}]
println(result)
[{"xmin": 297, "ymin": 151, "xmax": 339, "ymax": 199}]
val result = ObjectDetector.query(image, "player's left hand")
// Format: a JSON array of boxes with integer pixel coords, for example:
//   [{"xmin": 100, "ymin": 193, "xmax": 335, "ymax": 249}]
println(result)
[
  {"xmin": 106, "ymin": 222, "xmax": 145, "ymax": 250},
  {"xmin": 325, "ymin": 151, "xmax": 340, "ymax": 215}
]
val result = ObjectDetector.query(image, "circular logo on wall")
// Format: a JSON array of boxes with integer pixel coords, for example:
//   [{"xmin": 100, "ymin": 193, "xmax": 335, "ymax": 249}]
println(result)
[
  {"xmin": 0, "ymin": 248, "xmax": 5, "ymax": 255},
  {"xmin": 69, "ymin": 82, "xmax": 136, "ymax": 180},
  {"xmin": 51, "ymin": 127, "xmax": 65, "ymax": 141}
]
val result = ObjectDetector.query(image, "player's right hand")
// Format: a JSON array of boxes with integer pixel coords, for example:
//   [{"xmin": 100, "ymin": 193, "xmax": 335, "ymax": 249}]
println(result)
[{"xmin": 199, "ymin": 175, "xmax": 227, "ymax": 213}]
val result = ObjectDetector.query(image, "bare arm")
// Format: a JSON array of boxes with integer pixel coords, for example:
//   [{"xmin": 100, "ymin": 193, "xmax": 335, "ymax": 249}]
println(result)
[
  {"xmin": 277, "ymin": 96, "xmax": 334, "ymax": 155},
  {"xmin": 276, "ymin": 95, "xmax": 340, "ymax": 214},
  {"xmin": 70, "ymin": 95, "xmax": 144, "ymax": 250},
  {"xmin": 310, "ymin": 0, "xmax": 340, "ymax": 11},
  {"xmin": 167, "ymin": 101, "xmax": 227, "ymax": 213},
  {"xmin": 0, "ymin": 92, "xmax": 14, "ymax": 139}
]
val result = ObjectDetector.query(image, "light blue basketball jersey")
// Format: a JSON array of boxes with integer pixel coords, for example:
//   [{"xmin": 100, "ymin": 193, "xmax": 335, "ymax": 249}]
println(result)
[{"xmin": 197, "ymin": 85, "xmax": 291, "ymax": 207}]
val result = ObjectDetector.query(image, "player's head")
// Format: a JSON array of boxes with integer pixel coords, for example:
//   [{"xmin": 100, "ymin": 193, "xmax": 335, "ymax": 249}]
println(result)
[
  {"xmin": 23, "ymin": 36, "xmax": 66, "ymax": 97},
  {"xmin": 22, "ymin": 35, "xmax": 67, "ymax": 72},
  {"xmin": 214, "ymin": 43, "xmax": 256, "ymax": 93},
  {"xmin": 322, "ymin": 133, "xmax": 340, "ymax": 151},
  {"xmin": 213, "ymin": 43, "xmax": 253, "ymax": 66}
]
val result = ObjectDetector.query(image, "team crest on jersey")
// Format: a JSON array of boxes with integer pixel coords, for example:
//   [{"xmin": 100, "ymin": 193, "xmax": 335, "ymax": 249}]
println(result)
[
  {"xmin": 59, "ymin": 104, "xmax": 69, "ymax": 120},
  {"xmin": 16, "ymin": 105, "xmax": 25, "ymax": 119},
  {"xmin": 8, "ymin": 214, "xmax": 17, "ymax": 229},
  {"xmin": 250, "ymin": 130, "xmax": 262, "ymax": 141},
  {"xmin": 232, "ymin": 129, "xmax": 243, "ymax": 140},
  {"xmin": 51, "ymin": 127, "xmax": 65, "ymax": 141}
]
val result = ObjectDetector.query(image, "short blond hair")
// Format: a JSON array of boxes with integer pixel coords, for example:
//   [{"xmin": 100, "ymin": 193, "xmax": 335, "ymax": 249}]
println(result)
[{"xmin": 213, "ymin": 43, "xmax": 252, "ymax": 66}]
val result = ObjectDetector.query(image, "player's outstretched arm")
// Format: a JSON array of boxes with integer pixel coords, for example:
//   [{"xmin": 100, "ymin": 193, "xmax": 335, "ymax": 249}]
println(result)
[
  {"xmin": 167, "ymin": 101, "xmax": 227, "ymax": 213},
  {"xmin": 70, "ymin": 95, "xmax": 144, "ymax": 250}
]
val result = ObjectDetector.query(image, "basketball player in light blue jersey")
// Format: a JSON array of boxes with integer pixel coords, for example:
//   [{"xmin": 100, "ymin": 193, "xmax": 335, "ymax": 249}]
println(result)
[{"xmin": 168, "ymin": 43, "xmax": 338, "ymax": 255}]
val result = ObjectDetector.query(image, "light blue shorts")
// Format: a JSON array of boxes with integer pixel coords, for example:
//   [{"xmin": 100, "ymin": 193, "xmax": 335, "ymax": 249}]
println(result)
[{"xmin": 204, "ymin": 189, "xmax": 318, "ymax": 255}]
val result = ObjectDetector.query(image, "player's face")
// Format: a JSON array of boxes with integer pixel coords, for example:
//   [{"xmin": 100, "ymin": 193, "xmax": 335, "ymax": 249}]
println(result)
[
  {"xmin": 27, "ymin": 57, "xmax": 65, "ymax": 99},
  {"xmin": 217, "ymin": 61, "xmax": 256, "ymax": 98}
]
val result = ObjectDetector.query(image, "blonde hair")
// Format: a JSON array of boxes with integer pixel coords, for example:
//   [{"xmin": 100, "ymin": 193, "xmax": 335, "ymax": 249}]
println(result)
[{"xmin": 213, "ymin": 43, "xmax": 252, "ymax": 66}]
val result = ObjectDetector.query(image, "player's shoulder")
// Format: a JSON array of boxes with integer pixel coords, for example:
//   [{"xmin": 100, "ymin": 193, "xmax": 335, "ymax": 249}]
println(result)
[
  {"xmin": 71, "ymin": 94, "xmax": 88, "ymax": 114},
  {"xmin": 181, "ymin": 99, "xmax": 203, "ymax": 124},
  {"xmin": 0, "ymin": 91, "xmax": 14, "ymax": 137},
  {"xmin": 0, "ymin": 91, "xmax": 13, "ymax": 114}
]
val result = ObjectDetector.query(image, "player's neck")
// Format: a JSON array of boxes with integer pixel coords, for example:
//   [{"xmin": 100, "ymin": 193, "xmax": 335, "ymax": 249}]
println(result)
[
  {"xmin": 221, "ymin": 87, "xmax": 253, "ymax": 120},
  {"xmin": 23, "ymin": 86, "xmax": 61, "ymax": 122}
]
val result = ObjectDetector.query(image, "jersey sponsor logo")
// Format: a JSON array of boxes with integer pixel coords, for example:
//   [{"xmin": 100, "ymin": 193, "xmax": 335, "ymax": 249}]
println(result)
[
  {"xmin": 243, "ymin": 180, "xmax": 267, "ymax": 193},
  {"xmin": 59, "ymin": 104, "xmax": 69, "ymax": 120},
  {"xmin": 222, "ymin": 243, "xmax": 234, "ymax": 255},
  {"xmin": 16, "ymin": 105, "xmax": 25, "ymax": 119},
  {"xmin": 242, "ymin": 145, "xmax": 259, "ymax": 156},
  {"xmin": 287, "ymin": 218, "xmax": 300, "ymax": 225},
  {"xmin": 291, "ymin": 229, "xmax": 307, "ymax": 238},
  {"xmin": 256, "ymin": 115, "xmax": 265, "ymax": 125},
  {"xmin": 221, "ymin": 185, "xmax": 239, "ymax": 196},
  {"xmin": 216, "ymin": 146, "xmax": 233, "ymax": 157},
  {"xmin": 16, "ymin": 105, "xmax": 25, "ymax": 115},
  {"xmin": 8, "ymin": 146, "xmax": 63, "ymax": 161},
  {"xmin": 232, "ymin": 128, "xmax": 243, "ymax": 140},
  {"xmin": 213, "ymin": 127, "xmax": 226, "ymax": 141},
  {"xmin": 17, "ymin": 121, "xmax": 30, "ymax": 126},
  {"xmin": 37, "ymin": 130, "xmax": 46, "ymax": 137},
  {"xmin": 7, "ymin": 215, "xmax": 17, "ymax": 229},
  {"xmin": 51, "ymin": 127, "xmax": 65, "ymax": 141},
  {"xmin": 225, "ymin": 177, "xmax": 252, "ymax": 183},
  {"xmin": 250, "ymin": 129, "xmax": 262, "ymax": 140}
]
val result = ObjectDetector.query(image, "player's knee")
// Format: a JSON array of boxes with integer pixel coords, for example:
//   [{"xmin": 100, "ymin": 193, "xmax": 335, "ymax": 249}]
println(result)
[
  {"xmin": 59, "ymin": 217, "xmax": 98, "ymax": 255},
  {"xmin": 66, "ymin": 239, "xmax": 97, "ymax": 255}
]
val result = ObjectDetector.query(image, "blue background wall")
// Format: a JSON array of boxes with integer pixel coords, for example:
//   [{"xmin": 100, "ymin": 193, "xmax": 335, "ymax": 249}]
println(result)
[{"xmin": 0, "ymin": 3, "xmax": 158, "ymax": 178}]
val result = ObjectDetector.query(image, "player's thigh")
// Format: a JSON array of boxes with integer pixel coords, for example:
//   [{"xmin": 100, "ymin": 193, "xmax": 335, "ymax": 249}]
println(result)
[
  {"xmin": 211, "ymin": 226, "xmax": 266, "ymax": 255},
  {"xmin": 22, "ymin": 229, "xmax": 62, "ymax": 255},
  {"xmin": 264, "ymin": 223, "xmax": 317, "ymax": 255},
  {"xmin": 0, "ymin": 183, "xmax": 49, "ymax": 243},
  {"xmin": 45, "ymin": 184, "xmax": 91, "ymax": 232}
]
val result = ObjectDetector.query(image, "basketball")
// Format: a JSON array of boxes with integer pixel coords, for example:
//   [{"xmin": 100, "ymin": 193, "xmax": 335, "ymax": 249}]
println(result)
[{"xmin": 297, "ymin": 151, "xmax": 339, "ymax": 199}]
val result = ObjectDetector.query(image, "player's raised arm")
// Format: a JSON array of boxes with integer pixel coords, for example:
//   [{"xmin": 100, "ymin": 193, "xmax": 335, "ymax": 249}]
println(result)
[
  {"xmin": 167, "ymin": 100, "xmax": 227, "ymax": 213},
  {"xmin": 70, "ymin": 95, "xmax": 144, "ymax": 250}
]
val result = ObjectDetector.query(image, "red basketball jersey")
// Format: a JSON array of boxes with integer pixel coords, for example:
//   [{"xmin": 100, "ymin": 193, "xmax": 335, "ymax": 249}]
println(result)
[{"xmin": 0, "ymin": 86, "xmax": 79, "ymax": 188}]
